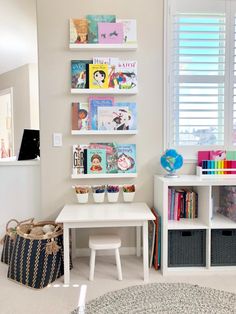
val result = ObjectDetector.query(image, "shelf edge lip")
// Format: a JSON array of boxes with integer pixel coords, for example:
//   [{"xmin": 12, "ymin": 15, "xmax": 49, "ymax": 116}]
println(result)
[
  {"xmin": 71, "ymin": 130, "xmax": 138, "ymax": 135},
  {"xmin": 71, "ymin": 88, "xmax": 138, "ymax": 95},
  {"xmin": 71, "ymin": 173, "xmax": 138, "ymax": 179},
  {"xmin": 69, "ymin": 43, "xmax": 138, "ymax": 50}
]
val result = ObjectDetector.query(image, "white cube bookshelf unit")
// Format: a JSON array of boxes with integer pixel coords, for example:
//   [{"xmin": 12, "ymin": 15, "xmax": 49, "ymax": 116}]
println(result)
[{"xmin": 154, "ymin": 175, "xmax": 236, "ymax": 275}]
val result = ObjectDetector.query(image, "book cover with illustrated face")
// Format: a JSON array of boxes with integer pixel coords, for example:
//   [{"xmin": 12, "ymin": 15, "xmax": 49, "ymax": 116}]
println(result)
[
  {"xmin": 87, "ymin": 148, "xmax": 106, "ymax": 174},
  {"xmin": 70, "ymin": 18, "xmax": 88, "ymax": 44},
  {"xmin": 97, "ymin": 106, "xmax": 131, "ymax": 130},
  {"xmin": 115, "ymin": 102, "xmax": 137, "ymax": 130},
  {"xmin": 108, "ymin": 60, "xmax": 138, "ymax": 90},
  {"xmin": 86, "ymin": 15, "xmax": 116, "ymax": 43},
  {"xmin": 71, "ymin": 60, "xmax": 92, "ymax": 89},
  {"xmin": 98, "ymin": 22, "xmax": 123, "ymax": 44},
  {"xmin": 71, "ymin": 102, "xmax": 89, "ymax": 131},
  {"xmin": 117, "ymin": 144, "xmax": 136, "ymax": 173},
  {"xmin": 89, "ymin": 142, "xmax": 118, "ymax": 173},
  {"xmin": 89, "ymin": 64, "xmax": 109, "ymax": 89}
]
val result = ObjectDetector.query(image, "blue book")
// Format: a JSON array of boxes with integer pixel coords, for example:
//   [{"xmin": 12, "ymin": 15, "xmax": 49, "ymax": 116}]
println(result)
[
  {"xmin": 115, "ymin": 102, "xmax": 137, "ymax": 130},
  {"xmin": 89, "ymin": 96, "xmax": 114, "ymax": 130},
  {"xmin": 117, "ymin": 144, "xmax": 136, "ymax": 173},
  {"xmin": 71, "ymin": 60, "xmax": 92, "ymax": 89}
]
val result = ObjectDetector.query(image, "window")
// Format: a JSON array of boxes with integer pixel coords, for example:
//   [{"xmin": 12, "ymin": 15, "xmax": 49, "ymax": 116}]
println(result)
[
  {"xmin": 0, "ymin": 88, "xmax": 14, "ymax": 158},
  {"xmin": 164, "ymin": 0, "xmax": 236, "ymax": 160}
]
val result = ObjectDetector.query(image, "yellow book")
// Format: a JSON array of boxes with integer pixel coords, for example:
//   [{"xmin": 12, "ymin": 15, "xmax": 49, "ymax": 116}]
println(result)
[{"xmin": 89, "ymin": 64, "xmax": 109, "ymax": 89}]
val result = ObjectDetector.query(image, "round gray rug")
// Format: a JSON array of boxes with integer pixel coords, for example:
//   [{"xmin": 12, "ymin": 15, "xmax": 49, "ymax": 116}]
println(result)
[{"xmin": 72, "ymin": 283, "xmax": 236, "ymax": 314}]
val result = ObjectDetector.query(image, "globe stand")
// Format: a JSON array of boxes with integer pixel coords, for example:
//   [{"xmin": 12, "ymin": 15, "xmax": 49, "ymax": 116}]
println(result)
[{"xmin": 164, "ymin": 171, "xmax": 179, "ymax": 178}]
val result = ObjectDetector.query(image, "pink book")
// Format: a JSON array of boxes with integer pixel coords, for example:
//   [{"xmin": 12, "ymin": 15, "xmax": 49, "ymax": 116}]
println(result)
[
  {"xmin": 98, "ymin": 22, "xmax": 124, "ymax": 44},
  {"xmin": 168, "ymin": 188, "xmax": 171, "ymax": 220},
  {"xmin": 197, "ymin": 151, "xmax": 210, "ymax": 166},
  {"xmin": 174, "ymin": 192, "xmax": 179, "ymax": 221}
]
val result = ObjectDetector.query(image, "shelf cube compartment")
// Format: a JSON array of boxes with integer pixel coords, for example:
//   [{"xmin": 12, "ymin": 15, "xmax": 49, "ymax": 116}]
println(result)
[
  {"xmin": 211, "ymin": 229, "xmax": 236, "ymax": 266},
  {"xmin": 168, "ymin": 229, "xmax": 206, "ymax": 267}
]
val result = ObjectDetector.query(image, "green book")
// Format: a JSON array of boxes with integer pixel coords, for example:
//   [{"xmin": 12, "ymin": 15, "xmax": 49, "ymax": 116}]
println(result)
[
  {"xmin": 86, "ymin": 15, "xmax": 116, "ymax": 43},
  {"xmin": 226, "ymin": 151, "xmax": 236, "ymax": 160},
  {"xmin": 87, "ymin": 148, "xmax": 106, "ymax": 174}
]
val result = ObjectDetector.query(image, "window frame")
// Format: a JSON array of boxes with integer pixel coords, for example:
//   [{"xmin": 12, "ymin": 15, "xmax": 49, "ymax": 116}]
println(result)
[
  {"xmin": 164, "ymin": 0, "xmax": 236, "ymax": 162},
  {"xmin": 0, "ymin": 87, "xmax": 14, "ymax": 157}
]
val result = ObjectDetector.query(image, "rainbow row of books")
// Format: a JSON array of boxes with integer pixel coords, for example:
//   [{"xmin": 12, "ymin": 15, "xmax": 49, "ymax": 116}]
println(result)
[
  {"xmin": 70, "ymin": 16, "xmax": 137, "ymax": 45},
  {"xmin": 168, "ymin": 188, "xmax": 198, "ymax": 221},
  {"xmin": 71, "ymin": 58, "xmax": 137, "ymax": 91},
  {"xmin": 72, "ymin": 97, "xmax": 137, "ymax": 131},
  {"xmin": 72, "ymin": 143, "xmax": 136, "ymax": 175},
  {"xmin": 197, "ymin": 150, "xmax": 236, "ymax": 175}
]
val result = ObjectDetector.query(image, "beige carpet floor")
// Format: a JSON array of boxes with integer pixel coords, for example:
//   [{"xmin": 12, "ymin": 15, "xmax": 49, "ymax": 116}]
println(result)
[{"xmin": 0, "ymin": 256, "xmax": 236, "ymax": 314}]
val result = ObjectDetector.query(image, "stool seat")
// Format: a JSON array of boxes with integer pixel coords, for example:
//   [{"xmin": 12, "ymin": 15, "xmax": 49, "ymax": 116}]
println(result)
[
  {"xmin": 89, "ymin": 235, "xmax": 121, "ymax": 250},
  {"xmin": 88, "ymin": 235, "xmax": 122, "ymax": 281}
]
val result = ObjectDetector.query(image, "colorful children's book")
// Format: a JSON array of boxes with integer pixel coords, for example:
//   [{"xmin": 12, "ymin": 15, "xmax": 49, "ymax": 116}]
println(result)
[
  {"xmin": 86, "ymin": 15, "xmax": 116, "ymax": 44},
  {"xmin": 89, "ymin": 142, "xmax": 118, "ymax": 173},
  {"xmin": 70, "ymin": 18, "xmax": 88, "ymax": 44},
  {"xmin": 71, "ymin": 102, "xmax": 89, "ymax": 131},
  {"xmin": 71, "ymin": 60, "xmax": 92, "ymax": 89},
  {"xmin": 98, "ymin": 22, "xmax": 123, "ymax": 44},
  {"xmin": 87, "ymin": 148, "xmax": 106, "ymax": 174},
  {"xmin": 97, "ymin": 106, "xmax": 129, "ymax": 130},
  {"xmin": 88, "ymin": 96, "xmax": 114, "ymax": 130},
  {"xmin": 209, "ymin": 150, "xmax": 226, "ymax": 160},
  {"xmin": 117, "ymin": 144, "xmax": 136, "ymax": 173},
  {"xmin": 109, "ymin": 60, "xmax": 138, "ymax": 90},
  {"xmin": 72, "ymin": 144, "xmax": 89, "ymax": 175},
  {"xmin": 89, "ymin": 64, "xmax": 109, "ymax": 89},
  {"xmin": 117, "ymin": 19, "xmax": 137, "ymax": 43},
  {"xmin": 148, "ymin": 220, "xmax": 156, "ymax": 268},
  {"xmin": 116, "ymin": 102, "xmax": 137, "ymax": 130}
]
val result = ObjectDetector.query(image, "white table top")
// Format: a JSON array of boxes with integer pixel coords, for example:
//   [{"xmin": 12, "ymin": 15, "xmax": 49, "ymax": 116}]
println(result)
[{"xmin": 56, "ymin": 202, "xmax": 155, "ymax": 223}]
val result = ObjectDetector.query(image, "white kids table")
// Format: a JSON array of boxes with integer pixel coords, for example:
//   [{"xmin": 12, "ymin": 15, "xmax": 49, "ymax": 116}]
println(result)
[{"xmin": 56, "ymin": 202, "xmax": 155, "ymax": 284}]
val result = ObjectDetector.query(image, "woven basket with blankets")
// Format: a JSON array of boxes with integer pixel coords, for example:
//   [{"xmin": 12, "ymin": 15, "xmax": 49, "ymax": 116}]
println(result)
[{"xmin": 1, "ymin": 219, "xmax": 71, "ymax": 289}]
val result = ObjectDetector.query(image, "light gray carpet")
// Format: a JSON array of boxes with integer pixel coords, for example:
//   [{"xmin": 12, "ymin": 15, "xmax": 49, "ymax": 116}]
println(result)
[{"xmin": 72, "ymin": 282, "xmax": 236, "ymax": 314}]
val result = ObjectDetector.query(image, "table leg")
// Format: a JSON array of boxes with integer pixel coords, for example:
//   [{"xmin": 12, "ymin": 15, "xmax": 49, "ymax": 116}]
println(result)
[
  {"xmin": 71, "ymin": 229, "xmax": 76, "ymax": 260},
  {"xmin": 63, "ymin": 224, "xmax": 70, "ymax": 285},
  {"xmin": 136, "ymin": 226, "xmax": 141, "ymax": 257},
  {"xmin": 142, "ymin": 221, "xmax": 149, "ymax": 282}
]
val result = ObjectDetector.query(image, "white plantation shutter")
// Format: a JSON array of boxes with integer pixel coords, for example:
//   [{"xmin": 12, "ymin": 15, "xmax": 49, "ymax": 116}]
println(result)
[{"xmin": 171, "ymin": 13, "xmax": 226, "ymax": 147}]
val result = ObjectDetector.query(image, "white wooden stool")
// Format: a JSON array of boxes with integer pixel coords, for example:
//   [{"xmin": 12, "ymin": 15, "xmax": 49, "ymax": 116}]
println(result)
[{"xmin": 89, "ymin": 235, "xmax": 122, "ymax": 281}]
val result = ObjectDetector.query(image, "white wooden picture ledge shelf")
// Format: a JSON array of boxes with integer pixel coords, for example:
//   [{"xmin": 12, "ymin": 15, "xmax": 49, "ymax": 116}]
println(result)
[
  {"xmin": 69, "ymin": 43, "xmax": 138, "ymax": 50},
  {"xmin": 71, "ymin": 88, "xmax": 138, "ymax": 95},
  {"xmin": 71, "ymin": 173, "xmax": 137, "ymax": 179},
  {"xmin": 71, "ymin": 130, "xmax": 138, "ymax": 135}
]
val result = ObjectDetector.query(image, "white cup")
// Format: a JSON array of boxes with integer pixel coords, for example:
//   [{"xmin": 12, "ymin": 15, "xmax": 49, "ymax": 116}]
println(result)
[
  {"xmin": 123, "ymin": 191, "xmax": 135, "ymax": 202},
  {"xmin": 93, "ymin": 192, "xmax": 105, "ymax": 203},
  {"xmin": 76, "ymin": 193, "xmax": 89, "ymax": 204},
  {"xmin": 107, "ymin": 191, "xmax": 119, "ymax": 203}
]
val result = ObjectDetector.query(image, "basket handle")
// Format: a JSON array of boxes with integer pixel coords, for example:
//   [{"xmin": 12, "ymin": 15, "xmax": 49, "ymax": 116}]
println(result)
[
  {"xmin": 19, "ymin": 218, "xmax": 34, "ymax": 225},
  {"xmin": 6, "ymin": 219, "xmax": 19, "ymax": 232}
]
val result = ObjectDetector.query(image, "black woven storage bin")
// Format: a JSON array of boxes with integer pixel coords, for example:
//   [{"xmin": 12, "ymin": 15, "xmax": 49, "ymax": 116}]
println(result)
[
  {"xmin": 168, "ymin": 229, "xmax": 206, "ymax": 267},
  {"xmin": 211, "ymin": 229, "xmax": 236, "ymax": 266}
]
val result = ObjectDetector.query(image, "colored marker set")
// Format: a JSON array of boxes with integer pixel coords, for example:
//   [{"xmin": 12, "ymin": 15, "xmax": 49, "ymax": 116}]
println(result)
[{"xmin": 201, "ymin": 160, "xmax": 236, "ymax": 175}]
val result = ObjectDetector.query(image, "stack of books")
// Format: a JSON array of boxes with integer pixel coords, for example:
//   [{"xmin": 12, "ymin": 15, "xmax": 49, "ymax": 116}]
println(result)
[{"xmin": 168, "ymin": 188, "xmax": 198, "ymax": 220}]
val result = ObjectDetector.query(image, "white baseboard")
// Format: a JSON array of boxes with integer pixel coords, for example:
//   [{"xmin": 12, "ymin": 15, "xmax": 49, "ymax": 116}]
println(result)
[{"xmin": 75, "ymin": 246, "xmax": 139, "ymax": 257}]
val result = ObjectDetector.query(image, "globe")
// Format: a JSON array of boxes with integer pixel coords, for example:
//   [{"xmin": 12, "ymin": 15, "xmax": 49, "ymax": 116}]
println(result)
[{"xmin": 160, "ymin": 149, "xmax": 183, "ymax": 177}]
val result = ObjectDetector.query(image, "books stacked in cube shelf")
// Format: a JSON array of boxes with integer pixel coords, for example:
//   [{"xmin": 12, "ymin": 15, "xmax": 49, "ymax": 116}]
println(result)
[
  {"xmin": 197, "ymin": 150, "xmax": 236, "ymax": 177},
  {"xmin": 71, "ymin": 57, "xmax": 138, "ymax": 94},
  {"xmin": 168, "ymin": 188, "xmax": 198, "ymax": 221},
  {"xmin": 71, "ymin": 96, "xmax": 137, "ymax": 135},
  {"xmin": 69, "ymin": 16, "xmax": 137, "ymax": 49},
  {"xmin": 72, "ymin": 142, "xmax": 137, "ymax": 178}
]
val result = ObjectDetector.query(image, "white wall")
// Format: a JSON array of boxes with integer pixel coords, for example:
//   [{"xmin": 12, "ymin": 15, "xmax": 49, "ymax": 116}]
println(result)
[
  {"xmin": 37, "ymin": 0, "xmax": 194, "ymax": 249},
  {"xmin": 0, "ymin": 64, "xmax": 39, "ymax": 155}
]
